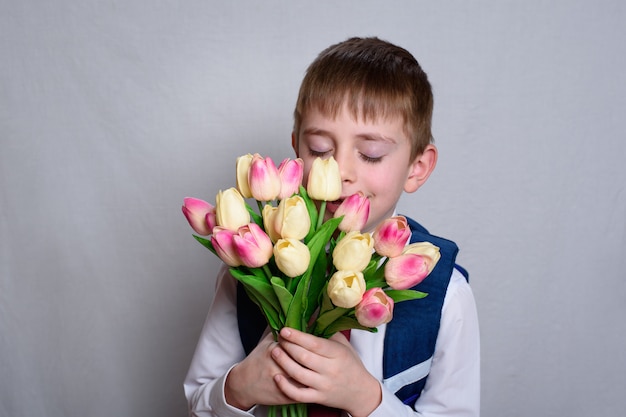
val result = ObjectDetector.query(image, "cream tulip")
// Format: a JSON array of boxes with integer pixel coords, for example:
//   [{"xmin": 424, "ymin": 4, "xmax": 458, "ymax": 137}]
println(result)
[
  {"xmin": 274, "ymin": 195, "xmax": 310, "ymax": 240},
  {"xmin": 236, "ymin": 153, "xmax": 255, "ymax": 199},
  {"xmin": 273, "ymin": 238, "xmax": 310, "ymax": 278},
  {"xmin": 327, "ymin": 270, "xmax": 366, "ymax": 308},
  {"xmin": 215, "ymin": 187, "xmax": 250, "ymax": 231},
  {"xmin": 332, "ymin": 231, "xmax": 374, "ymax": 272},
  {"xmin": 306, "ymin": 157, "xmax": 341, "ymax": 201}
]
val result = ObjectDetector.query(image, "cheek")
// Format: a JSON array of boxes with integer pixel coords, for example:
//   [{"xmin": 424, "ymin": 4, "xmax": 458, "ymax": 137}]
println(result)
[
  {"xmin": 302, "ymin": 166, "xmax": 312, "ymax": 185},
  {"xmin": 365, "ymin": 172, "xmax": 398, "ymax": 195}
]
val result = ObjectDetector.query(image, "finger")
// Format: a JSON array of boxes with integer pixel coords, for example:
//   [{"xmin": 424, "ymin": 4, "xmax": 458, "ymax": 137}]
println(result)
[
  {"xmin": 273, "ymin": 373, "xmax": 320, "ymax": 404},
  {"xmin": 271, "ymin": 343, "xmax": 322, "ymax": 388},
  {"xmin": 278, "ymin": 328, "xmax": 335, "ymax": 358}
]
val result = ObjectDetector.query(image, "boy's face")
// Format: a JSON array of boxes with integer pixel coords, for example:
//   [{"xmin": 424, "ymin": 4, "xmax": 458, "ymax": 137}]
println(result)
[{"xmin": 294, "ymin": 103, "xmax": 435, "ymax": 232}]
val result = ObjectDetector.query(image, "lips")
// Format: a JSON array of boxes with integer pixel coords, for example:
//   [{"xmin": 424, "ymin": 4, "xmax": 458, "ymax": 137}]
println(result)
[{"xmin": 326, "ymin": 198, "xmax": 343, "ymax": 214}]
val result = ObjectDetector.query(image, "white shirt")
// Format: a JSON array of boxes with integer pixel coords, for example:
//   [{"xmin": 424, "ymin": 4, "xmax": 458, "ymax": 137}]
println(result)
[{"xmin": 184, "ymin": 261, "xmax": 480, "ymax": 417}]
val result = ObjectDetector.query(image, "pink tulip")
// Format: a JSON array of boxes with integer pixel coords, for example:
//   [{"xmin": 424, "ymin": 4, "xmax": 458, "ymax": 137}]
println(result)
[
  {"xmin": 355, "ymin": 288, "xmax": 394, "ymax": 327},
  {"xmin": 372, "ymin": 216, "xmax": 411, "ymax": 258},
  {"xmin": 248, "ymin": 155, "xmax": 281, "ymax": 201},
  {"xmin": 277, "ymin": 158, "xmax": 304, "ymax": 200},
  {"xmin": 182, "ymin": 197, "xmax": 216, "ymax": 236},
  {"xmin": 232, "ymin": 223, "xmax": 273, "ymax": 268},
  {"xmin": 211, "ymin": 227, "xmax": 241, "ymax": 267},
  {"xmin": 334, "ymin": 192, "xmax": 370, "ymax": 232},
  {"xmin": 384, "ymin": 253, "xmax": 430, "ymax": 290}
]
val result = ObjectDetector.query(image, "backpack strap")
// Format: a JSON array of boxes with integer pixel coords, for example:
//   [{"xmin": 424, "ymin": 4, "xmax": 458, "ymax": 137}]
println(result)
[{"xmin": 382, "ymin": 216, "xmax": 465, "ymax": 407}]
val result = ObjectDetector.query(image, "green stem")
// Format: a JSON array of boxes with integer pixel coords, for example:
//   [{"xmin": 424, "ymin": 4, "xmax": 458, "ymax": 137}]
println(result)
[
  {"xmin": 257, "ymin": 200, "xmax": 264, "ymax": 214},
  {"xmin": 262, "ymin": 264, "xmax": 273, "ymax": 280},
  {"xmin": 316, "ymin": 200, "xmax": 327, "ymax": 231}
]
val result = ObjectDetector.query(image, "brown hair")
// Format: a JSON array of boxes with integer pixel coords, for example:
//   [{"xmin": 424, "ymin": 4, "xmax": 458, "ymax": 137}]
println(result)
[{"xmin": 293, "ymin": 37, "xmax": 434, "ymax": 161}]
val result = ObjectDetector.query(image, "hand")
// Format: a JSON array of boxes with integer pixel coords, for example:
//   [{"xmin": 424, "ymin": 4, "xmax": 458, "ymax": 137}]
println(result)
[
  {"xmin": 224, "ymin": 331, "xmax": 294, "ymax": 410},
  {"xmin": 271, "ymin": 328, "xmax": 382, "ymax": 417}
]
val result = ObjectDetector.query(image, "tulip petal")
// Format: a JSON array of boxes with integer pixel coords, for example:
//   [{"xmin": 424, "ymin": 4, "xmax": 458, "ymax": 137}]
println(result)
[
  {"xmin": 334, "ymin": 192, "xmax": 370, "ymax": 232},
  {"xmin": 277, "ymin": 158, "xmax": 304, "ymax": 200},
  {"xmin": 355, "ymin": 288, "xmax": 394, "ymax": 327},
  {"xmin": 307, "ymin": 157, "xmax": 341, "ymax": 201},
  {"xmin": 385, "ymin": 254, "xmax": 429, "ymax": 290},
  {"xmin": 211, "ymin": 227, "xmax": 241, "ymax": 267},
  {"xmin": 232, "ymin": 223, "xmax": 273, "ymax": 268},
  {"xmin": 182, "ymin": 197, "xmax": 214, "ymax": 236},
  {"xmin": 373, "ymin": 216, "xmax": 411, "ymax": 258},
  {"xmin": 249, "ymin": 155, "xmax": 281, "ymax": 201}
]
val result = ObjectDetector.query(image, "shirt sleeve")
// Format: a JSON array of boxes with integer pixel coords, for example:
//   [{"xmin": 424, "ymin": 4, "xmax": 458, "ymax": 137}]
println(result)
[
  {"xmin": 367, "ymin": 268, "xmax": 481, "ymax": 417},
  {"xmin": 183, "ymin": 265, "xmax": 257, "ymax": 417}
]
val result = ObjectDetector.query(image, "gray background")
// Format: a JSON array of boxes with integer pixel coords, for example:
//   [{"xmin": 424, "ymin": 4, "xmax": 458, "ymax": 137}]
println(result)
[{"xmin": 2, "ymin": 1, "xmax": 625, "ymax": 416}]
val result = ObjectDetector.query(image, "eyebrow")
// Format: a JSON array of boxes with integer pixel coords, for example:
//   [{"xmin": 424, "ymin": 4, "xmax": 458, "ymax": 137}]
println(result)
[
  {"xmin": 356, "ymin": 132, "xmax": 397, "ymax": 144},
  {"xmin": 302, "ymin": 127, "xmax": 397, "ymax": 144},
  {"xmin": 301, "ymin": 127, "xmax": 333, "ymax": 139}
]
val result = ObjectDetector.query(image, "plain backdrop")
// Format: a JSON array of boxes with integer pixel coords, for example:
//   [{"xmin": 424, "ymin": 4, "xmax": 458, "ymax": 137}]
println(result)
[{"xmin": 1, "ymin": 1, "xmax": 625, "ymax": 417}]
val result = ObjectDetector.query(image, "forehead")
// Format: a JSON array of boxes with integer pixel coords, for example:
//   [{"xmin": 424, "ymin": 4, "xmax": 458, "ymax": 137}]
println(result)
[{"xmin": 300, "ymin": 102, "xmax": 408, "ymax": 139}]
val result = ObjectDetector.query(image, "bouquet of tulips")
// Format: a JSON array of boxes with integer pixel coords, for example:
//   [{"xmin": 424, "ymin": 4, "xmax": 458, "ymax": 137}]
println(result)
[{"xmin": 182, "ymin": 153, "xmax": 441, "ymax": 416}]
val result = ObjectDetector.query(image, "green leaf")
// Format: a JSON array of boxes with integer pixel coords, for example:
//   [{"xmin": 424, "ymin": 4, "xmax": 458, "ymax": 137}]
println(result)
[
  {"xmin": 286, "ymin": 217, "xmax": 342, "ymax": 330},
  {"xmin": 385, "ymin": 289, "xmax": 428, "ymax": 302},
  {"xmin": 270, "ymin": 276, "xmax": 293, "ymax": 316},
  {"xmin": 302, "ymin": 249, "xmax": 329, "ymax": 323},
  {"xmin": 193, "ymin": 235, "xmax": 216, "ymax": 255},
  {"xmin": 362, "ymin": 256, "xmax": 387, "ymax": 287},
  {"xmin": 318, "ymin": 285, "xmax": 334, "ymax": 316},
  {"xmin": 299, "ymin": 186, "xmax": 319, "ymax": 241},
  {"xmin": 314, "ymin": 306, "xmax": 349, "ymax": 334},
  {"xmin": 246, "ymin": 202, "xmax": 264, "ymax": 227},
  {"xmin": 230, "ymin": 268, "xmax": 283, "ymax": 324},
  {"xmin": 241, "ymin": 285, "xmax": 281, "ymax": 332},
  {"xmin": 322, "ymin": 316, "xmax": 377, "ymax": 338}
]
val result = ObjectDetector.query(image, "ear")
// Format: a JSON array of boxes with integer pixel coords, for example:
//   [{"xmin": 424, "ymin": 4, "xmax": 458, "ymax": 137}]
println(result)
[
  {"xmin": 291, "ymin": 132, "xmax": 299, "ymax": 156},
  {"xmin": 404, "ymin": 144, "xmax": 438, "ymax": 193}
]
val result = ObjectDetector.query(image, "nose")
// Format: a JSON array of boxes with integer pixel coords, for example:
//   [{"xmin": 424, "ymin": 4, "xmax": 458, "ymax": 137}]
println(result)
[{"xmin": 335, "ymin": 149, "xmax": 356, "ymax": 185}]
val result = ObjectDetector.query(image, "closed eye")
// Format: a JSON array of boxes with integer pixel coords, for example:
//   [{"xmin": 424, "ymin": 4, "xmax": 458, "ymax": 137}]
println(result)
[
  {"xmin": 308, "ymin": 149, "xmax": 332, "ymax": 158},
  {"xmin": 360, "ymin": 153, "xmax": 383, "ymax": 163}
]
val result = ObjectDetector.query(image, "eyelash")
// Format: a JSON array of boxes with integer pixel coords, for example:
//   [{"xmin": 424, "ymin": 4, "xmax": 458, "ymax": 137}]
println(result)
[
  {"xmin": 308, "ymin": 149, "xmax": 328, "ymax": 158},
  {"xmin": 308, "ymin": 149, "xmax": 382, "ymax": 164},
  {"xmin": 360, "ymin": 154, "xmax": 383, "ymax": 164}
]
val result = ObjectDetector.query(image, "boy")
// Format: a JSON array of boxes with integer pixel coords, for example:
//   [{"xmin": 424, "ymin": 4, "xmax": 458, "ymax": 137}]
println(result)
[{"xmin": 184, "ymin": 37, "xmax": 480, "ymax": 416}]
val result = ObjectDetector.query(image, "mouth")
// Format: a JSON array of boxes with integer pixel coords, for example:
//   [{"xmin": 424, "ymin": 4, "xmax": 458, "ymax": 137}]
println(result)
[{"xmin": 325, "ymin": 199, "xmax": 342, "ymax": 214}]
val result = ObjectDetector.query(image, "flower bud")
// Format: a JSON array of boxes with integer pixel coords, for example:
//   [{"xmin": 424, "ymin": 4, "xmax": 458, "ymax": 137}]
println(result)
[
  {"xmin": 277, "ymin": 158, "xmax": 304, "ymax": 200},
  {"xmin": 274, "ymin": 195, "xmax": 310, "ymax": 240},
  {"xmin": 306, "ymin": 156, "xmax": 341, "ymax": 201},
  {"xmin": 332, "ymin": 231, "xmax": 374, "ymax": 272},
  {"xmin": 211, "ymin": 227, "xmax": 241, "ymax": 267},
  {"xmin": 215, "ymin": 188, "xmax": 250, "ymax": 231},
  {"xmin": 372, "ymin": 216, "xmax": 411, "ymax": 258},
  {"xmin": 273, "ymin": 238, "xmax": 310, "ymax": 277},
  {"xmin": 232, "ymin": 223, "xmax": 273, "ymax": 268},
  {"xmin": 182, "ymin": 197, "xmax": 216, "ymax": 236},
  {"xmin": 404, "ymin": 242, "xmax": 441, "ymax": 274},
  {"xmin": 355, "ymin": 288, "xmax": 394, "ymax": 327},
  {"xmin": 262, "ymin": 204, "xmax": 281, "ymax": 243},
  {"xmin": 327, "ymin": 270, "xmax": 366, "ymax": 308},
  {"xmin": 384, "ymin": 242, "xmax": 441, "ymax": 290},
  {"xmin": 236, "ymin": 153, "xmax": 255, "ymax": 198},
  {"xmin": 249, "ymin": 154, "xmax": 281, "ymax": 201},
  {"xmin": 334, "ymin": 192, "xmax": 370, "ymax": 232}
]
